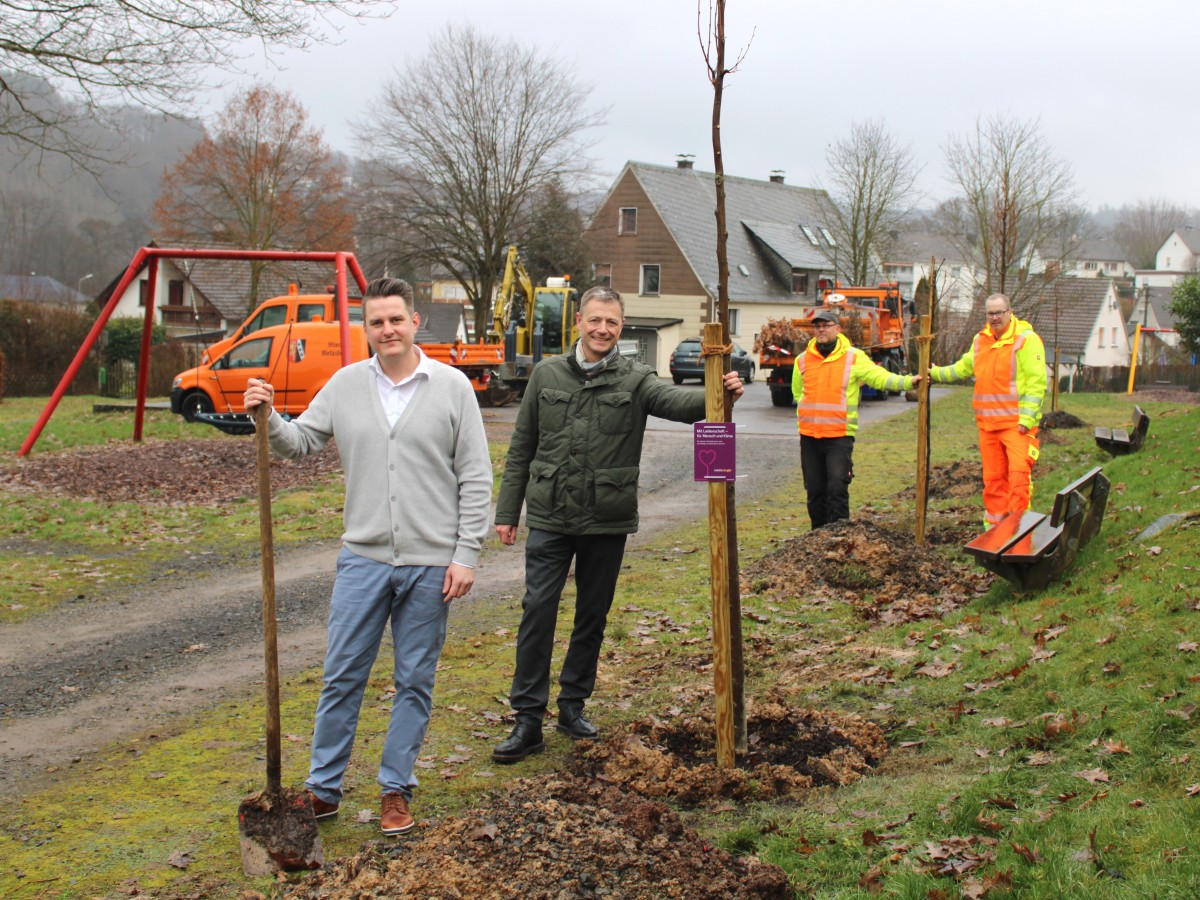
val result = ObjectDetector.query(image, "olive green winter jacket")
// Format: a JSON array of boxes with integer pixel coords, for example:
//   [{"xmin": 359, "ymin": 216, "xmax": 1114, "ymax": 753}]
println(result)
[{"xmin": 494, "ymin": 348, "xmax": 707, "ymax": 535}]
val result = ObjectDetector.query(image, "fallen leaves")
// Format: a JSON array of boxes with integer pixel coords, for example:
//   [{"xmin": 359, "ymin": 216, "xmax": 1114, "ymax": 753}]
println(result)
[{"xmin": 1075, "ymin": 768, "xmax": 1111, "ymax": 784}]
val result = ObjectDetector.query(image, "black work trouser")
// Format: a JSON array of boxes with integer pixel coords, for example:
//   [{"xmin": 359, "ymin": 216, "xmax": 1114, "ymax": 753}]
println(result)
[
  {"xmin": 510, "ymin": 529, "xmax": 628, "ymax": 726},
  {"xmin": 800, "ymin": 434, "xmax": 855, "ymax": 529}
]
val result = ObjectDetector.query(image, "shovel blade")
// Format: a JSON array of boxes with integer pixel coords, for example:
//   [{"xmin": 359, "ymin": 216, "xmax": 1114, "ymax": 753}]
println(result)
[{"xmin": 238, "ymin": 787, "xmax": 324, "ymax": 876}]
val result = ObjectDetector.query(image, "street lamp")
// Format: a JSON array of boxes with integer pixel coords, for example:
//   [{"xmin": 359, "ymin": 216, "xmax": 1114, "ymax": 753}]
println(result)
[{"xmin": 77, "ymin": 273, "xmax": 94, "ymax": 296}]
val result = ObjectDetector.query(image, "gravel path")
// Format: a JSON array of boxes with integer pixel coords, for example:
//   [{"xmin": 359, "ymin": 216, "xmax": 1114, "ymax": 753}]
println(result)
[{"xmin": 0, "ymin": 425, "xmax": 800, "ymax": 799}]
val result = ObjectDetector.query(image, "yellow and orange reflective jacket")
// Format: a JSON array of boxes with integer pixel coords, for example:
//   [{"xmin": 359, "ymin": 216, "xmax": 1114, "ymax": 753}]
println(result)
[
  {"xmin": 930, "ymin": 316, "xmax": 1046, "ymax": 431},
  {"xmin": 791, "ymin": 333, "xmax": 914, "ymax": 438}
]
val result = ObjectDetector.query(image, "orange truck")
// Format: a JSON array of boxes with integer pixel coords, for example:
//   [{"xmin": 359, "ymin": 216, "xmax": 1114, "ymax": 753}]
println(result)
[
  {"xmin": 170, "ymin": 288, "xmax": 505, "ymax": 433},
  {"xmin": 757, "ymin": 282, "xmax": 913, "ymax": 407}
]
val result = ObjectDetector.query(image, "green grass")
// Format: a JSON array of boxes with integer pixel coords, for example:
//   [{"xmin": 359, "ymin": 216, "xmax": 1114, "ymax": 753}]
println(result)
[{"xmin": 2, "ymin": 389, "xmax": 1200, "ymax": 897}]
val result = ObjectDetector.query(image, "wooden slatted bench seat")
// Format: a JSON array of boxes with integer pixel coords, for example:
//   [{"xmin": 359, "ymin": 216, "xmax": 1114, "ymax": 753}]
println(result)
[
  {"xmin": 1095, "ymin": 405, "xmax": 1150, "ymax": 456},
  {"xmin": 964, "ymin": 466, "xmax": 1110, "ymax": 591}
]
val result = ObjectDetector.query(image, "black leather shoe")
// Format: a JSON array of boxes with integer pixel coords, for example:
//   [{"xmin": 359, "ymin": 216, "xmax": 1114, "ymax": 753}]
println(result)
[
  {"xmin": 556, "ymin": 706, "xmax": 599, "ymax": 740},
  {"xmin": 492, "ymin": 722, "xmax": 545, "ymax": 763}
]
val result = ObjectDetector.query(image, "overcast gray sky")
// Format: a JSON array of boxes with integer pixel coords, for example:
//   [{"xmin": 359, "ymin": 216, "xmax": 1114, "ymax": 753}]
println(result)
[{"xmin": 218, "ymin": 0, "xmax": 1198, "ymax": 212}]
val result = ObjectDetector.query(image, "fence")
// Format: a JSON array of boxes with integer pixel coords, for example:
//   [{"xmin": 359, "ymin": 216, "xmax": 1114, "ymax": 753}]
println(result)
[{"xmin": 1058, "ymin": 364, "xmax": 1199, "ymax": 395}]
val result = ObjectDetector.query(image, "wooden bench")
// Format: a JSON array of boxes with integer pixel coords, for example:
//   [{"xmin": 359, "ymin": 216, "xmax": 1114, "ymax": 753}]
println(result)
[
  {"xmin": 1094, "ymin": 405, "xmax": 1150, "ymax": 456},
  {"xmin": 964, "ymin": 466, "xmax": 1110, "ymax": 591}
]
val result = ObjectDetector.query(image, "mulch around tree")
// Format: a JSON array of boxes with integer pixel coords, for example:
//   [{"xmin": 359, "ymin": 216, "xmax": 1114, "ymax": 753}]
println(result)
[
  {"xmin": 274, "ymin": 774, "xmax": 792, "ymax": 900},
  {"xmin": 0, "ymin": 438, "xmax": 342, "ymax": 504},
  {"xmin": 741, "ymin": 518, "xmax": 991, "ymax": 626},
  {"xmin": 572, "ymin": 698, "xmax": 888, "ymax": 805}
]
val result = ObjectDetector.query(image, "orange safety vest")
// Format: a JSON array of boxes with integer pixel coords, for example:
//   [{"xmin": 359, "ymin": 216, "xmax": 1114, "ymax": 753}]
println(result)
[
  {"xmin": 795, "ymin": 340, "xmax": 854, "ymax": 438},
  {"xmin": 971, "ymin": 321, "xmax": 1030, "ymax": 431}
]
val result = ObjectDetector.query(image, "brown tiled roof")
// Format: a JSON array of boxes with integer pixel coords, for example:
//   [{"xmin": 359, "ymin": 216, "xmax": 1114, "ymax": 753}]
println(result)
[{"xmin": 1019, "ymin": 278, "xmax": 1114, "ymax": 357}]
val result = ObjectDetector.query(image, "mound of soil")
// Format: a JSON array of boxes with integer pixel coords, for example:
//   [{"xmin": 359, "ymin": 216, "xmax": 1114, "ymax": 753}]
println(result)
[
  {"xmin": 572, "ymin": 699, "xmax": 887, "ymax": 806},
  {"xmin": 741, "ymin": 519, "xmax": 990, "ymax": 624},
  {"xmin": 1040, "ymin": 410, "xmax": 1086, "ymax": 429},
  {"xmin": 278, "ymin": 775, "xmax": 790, "ymax": 899},
  {"xmin": 895, "ymin": 459, "xmax": 982, "ymax": 500},
  {"xmin": 0, "ymin": 438, "xmax": 342, "ymax": 504}
]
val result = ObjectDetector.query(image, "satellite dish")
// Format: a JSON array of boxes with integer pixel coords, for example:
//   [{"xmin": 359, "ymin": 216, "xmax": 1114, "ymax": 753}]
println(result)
[{"xmin": 826, "ymin": 293, "xmax": 847, "ymax": 306}]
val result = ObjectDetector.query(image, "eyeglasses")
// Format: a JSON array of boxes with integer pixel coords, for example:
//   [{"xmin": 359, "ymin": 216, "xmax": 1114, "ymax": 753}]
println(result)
[{"xmin": 985, "ymin": 311, "xmax": 1009, "ymax": 319}]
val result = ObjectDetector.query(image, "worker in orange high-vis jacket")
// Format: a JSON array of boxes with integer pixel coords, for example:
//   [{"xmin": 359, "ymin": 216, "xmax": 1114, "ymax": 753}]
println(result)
[
  {"xmin": 792, "ymin": 309, "xmax": 921, "ymax": 529},
  {"xmin": 929, "ymin": 293, "xmax": 1047, "ymax": 527}
]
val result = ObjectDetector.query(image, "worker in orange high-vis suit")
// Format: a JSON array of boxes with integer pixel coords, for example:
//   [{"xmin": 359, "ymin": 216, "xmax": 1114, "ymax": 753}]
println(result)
[
  {"xmin": 929, "ymin": 293, "xmax": 1047, "ymax": 527},
  {"xmin": 792, "ymin": 308, "xmax": 921, "ymax": 529}
]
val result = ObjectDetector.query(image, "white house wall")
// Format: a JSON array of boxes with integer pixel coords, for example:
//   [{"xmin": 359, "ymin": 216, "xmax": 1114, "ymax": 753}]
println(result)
[
  {"xmin": 108, "ymin": 259, "xmax": 189, "ymax": 325},
  {"xmin": 1155, "ymin": 233, "xmax": 1199, "ymax": 273},
  {"xmin": 1080, "ymin": 287, "xmax": 1131, "ymax": 368}
]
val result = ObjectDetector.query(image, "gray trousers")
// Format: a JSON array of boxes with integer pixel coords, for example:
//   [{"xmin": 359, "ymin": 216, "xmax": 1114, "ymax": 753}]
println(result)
[{"xmin": 509, "ymin": 529, "xmax": 627, "ymax": 725}]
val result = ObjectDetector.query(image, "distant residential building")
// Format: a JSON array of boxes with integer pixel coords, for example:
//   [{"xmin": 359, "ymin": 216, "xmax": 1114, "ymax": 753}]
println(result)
[
  {"xmin": 881, "ymin": 231, "xmax": 984, "ymax": 317},
  {"xmin": 1020, "ymin": 278, "xmax": 1130, "ymax": 378},
  {"xmin": 95, "ymin": 245, "xmax": 345, "ymax": 339},
  {"xmin": 0, "ymin": 274, "xmax": 91, "ymax": 310},
  {"xmin": 1134, "ymin": 226, "xmax": 1200, "ymax": 290},
  {"xmin": 1062, "ymin": 238, "xmax": 1135, "ymax": 279},
  {"xmin": 585, "ymin": 159, "xmax": 836, "ymax": 372}
]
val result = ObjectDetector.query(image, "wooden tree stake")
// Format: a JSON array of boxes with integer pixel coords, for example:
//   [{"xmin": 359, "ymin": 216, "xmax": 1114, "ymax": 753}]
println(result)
[{"xmin": 704, "ymin": 321, "xmax": 735, "ymax": 768}]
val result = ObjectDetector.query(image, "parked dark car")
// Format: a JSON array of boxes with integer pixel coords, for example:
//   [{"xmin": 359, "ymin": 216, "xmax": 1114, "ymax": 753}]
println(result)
[{"xmin": 669, "ymin": 338, "xmax": 755, "ymax": 384}]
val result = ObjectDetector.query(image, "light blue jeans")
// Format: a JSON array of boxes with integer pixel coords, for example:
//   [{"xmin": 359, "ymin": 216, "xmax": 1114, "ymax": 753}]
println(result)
[{"xmin": 305, "ymin": 547, "xmax": 449, "ymax": 803}]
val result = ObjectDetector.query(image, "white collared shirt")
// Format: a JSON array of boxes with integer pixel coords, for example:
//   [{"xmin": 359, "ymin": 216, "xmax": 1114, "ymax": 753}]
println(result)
[{"xmin": 370, "ymin": 347, "xmax": 432, "ymax": 427}]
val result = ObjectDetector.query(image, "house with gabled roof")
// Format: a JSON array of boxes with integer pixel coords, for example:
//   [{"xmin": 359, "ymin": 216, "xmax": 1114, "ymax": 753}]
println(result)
[
  {"xmin": 95, "ymin": 244, "xmax": 350, "ymax": 340},
  {"xmin": 1019, "ymin": 278, "xmax": 1130, "ymax": 379},
  {"xmin": 0, "ymin": 274, "xmax": 92, "ymax": 310},
  {"xmin": 1062, "ymin": 238, "xmax": 1135, "ymax": 279},
  {"xmin": 584, "ymin": 159, "xmax": 836, "ymax": 372},
  {"xmin": 882, "ymin": 230, "xmax": 985, "ymax": 317},
  {"xmin": 1136, "ymin": 227, "xmax": 1200, "ymax": 290}
]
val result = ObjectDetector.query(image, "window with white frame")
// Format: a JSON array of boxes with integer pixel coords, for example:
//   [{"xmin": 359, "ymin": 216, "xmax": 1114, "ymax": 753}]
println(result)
[
  {"xmin": 619, "ymin": 208, "xmax": 637, "ymax": 235},
  {"xmin": 594, "ymin": 263, "xmax": 611, "ymax": 287},
  {"xmin": 728, "ymin": 308, "xmax": 741, "ymax": 336},
  {"xmin": 1098, "ymin": 329, "xmax": 1105, "ymax": 348},
  {"xmin": 640, "ymin": 264, "xmax": 660, "ymax": 295},
  {"xmin": 800, "ymin": 225, "xmax": 820, "ymax": 246},
  {"xmin": 1112, "ymin": 327, "xmax": 1119, "ymax": 346}
]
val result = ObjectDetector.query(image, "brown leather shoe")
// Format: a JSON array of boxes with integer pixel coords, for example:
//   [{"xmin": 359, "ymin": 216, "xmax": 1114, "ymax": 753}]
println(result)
[
  {"xmin": 304, "ymin": 789, "xmax": 339, "ymax": 819},
  {"xmin": 381, "ymin": 792, "xmax": 415, "ymax": 836}
]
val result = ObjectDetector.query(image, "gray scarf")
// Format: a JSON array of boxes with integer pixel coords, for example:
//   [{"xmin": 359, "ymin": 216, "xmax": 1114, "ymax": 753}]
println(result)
[{"xmin": 575, "ymin": 340, "xmax": 620, "ymax": 378}]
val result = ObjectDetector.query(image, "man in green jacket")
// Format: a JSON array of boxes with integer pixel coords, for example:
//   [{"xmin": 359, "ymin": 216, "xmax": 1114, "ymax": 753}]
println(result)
[{"xmin": 492, "ymin": 286, "xmax": 744, "ymax": 762}]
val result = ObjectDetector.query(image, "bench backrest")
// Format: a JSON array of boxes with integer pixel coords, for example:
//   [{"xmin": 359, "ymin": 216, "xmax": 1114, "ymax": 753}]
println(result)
[
  {"xmin": 1132, "ymin": 405, "xmax": 1150, "ymax": 436},
  {"xmin": 1050, "ymin": 466, "xmax": 1104, "ymax": 528}
]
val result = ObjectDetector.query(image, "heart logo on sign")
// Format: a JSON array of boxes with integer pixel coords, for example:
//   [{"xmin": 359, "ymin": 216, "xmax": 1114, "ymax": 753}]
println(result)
[{"xmin": 698, "ymin": 449, "xmax": 716, "ymax": 475}]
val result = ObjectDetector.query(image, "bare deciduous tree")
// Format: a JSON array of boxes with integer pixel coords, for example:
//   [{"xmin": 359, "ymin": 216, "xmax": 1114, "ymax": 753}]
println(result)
[
  {"xmin": 821, "ymin": 119, "xmax": 921, "ymax": 286},
  {"xmin": 360, "ymin": 24, "xmax": 604, "ymax": 339},
  {"xmin": 1, "ymin": 0, "xmax": 391, "ymax": 168},
  {"xmin": 1110, "ymin": 198, "xmax": 1192, "ymax": 270},
  {"xmin": 152, "ymin": 85, "xmax": 354, "ymax": 312},
  {"xmin": 941, "ymin": 114, "xmax": 1080, "ymax": 309}
]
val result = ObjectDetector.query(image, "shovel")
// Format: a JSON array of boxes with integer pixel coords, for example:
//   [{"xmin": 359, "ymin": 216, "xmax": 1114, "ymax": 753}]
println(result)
[{"xmin": 238, "ymin": 403, "xmax": 324, "ymax": 875}]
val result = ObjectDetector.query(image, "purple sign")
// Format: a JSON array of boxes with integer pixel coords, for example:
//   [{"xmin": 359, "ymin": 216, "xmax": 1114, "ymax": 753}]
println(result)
[{"xmin": 694, "ymin": 422, "xmax": 736, "ymax": 482}]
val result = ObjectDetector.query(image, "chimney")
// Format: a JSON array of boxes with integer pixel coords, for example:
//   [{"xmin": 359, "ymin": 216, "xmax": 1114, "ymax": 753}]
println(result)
[
  {"xmin": 676, "ymin": 154, "xmax": 694, "ymax": 169},
  {"xmin": 769, "ymin": 170, "xmax": 785, "ymax": 184}
]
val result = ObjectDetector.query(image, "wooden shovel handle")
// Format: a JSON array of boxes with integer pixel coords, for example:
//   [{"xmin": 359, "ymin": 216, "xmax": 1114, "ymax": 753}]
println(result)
[{"xmin": 254, "ymin": 404, "xmax": 282, "ymax": 794}]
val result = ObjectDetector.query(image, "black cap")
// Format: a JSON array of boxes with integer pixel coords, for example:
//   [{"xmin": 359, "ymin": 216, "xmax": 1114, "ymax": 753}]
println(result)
[{"xmin": 811, "ymin": 309, "xmax": 839, "ymax": 324}]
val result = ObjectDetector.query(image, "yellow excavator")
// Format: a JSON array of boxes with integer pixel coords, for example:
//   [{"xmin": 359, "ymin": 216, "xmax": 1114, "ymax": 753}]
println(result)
[{"xmin": 489, "ymin": 244, "xmax": 579, "ymax": 397}]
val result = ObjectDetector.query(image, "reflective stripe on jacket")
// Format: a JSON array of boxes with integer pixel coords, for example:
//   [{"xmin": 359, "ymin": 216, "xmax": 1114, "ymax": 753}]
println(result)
[
  {"xmin": 791, "ymin": 333, "xmax": 914, "ymax": 438},
  {"xmin": 929, "ymin": 317, "xmax": 1046, "ymax": 431}
]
